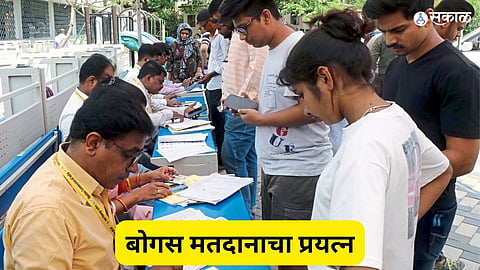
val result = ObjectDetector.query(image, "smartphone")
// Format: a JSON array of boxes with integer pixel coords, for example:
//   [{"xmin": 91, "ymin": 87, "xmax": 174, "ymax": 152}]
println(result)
[
  {"xmin": 168, "ymin": 183, "xmax": 188, "ymax": 193},
  {"xmin": 224, "ymin": 95, "xmax": 258, "ymax": 112},
  {"xmin": 186, "ymin": 106, "xmax": 206, "ymax": 118}
]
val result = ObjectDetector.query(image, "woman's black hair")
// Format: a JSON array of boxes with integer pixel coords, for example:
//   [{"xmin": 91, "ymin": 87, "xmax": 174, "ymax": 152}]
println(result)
[{"xmin": 279, "ymin": 8, "xmax": 375, "ymax": 89}]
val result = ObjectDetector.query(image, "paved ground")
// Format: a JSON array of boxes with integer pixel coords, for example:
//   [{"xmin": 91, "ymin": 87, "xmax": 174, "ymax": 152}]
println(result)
[
  {"xmin": 443, "ymin": 157, "xmax": 480, "ymax": 269},
  {"xmin": 249, "ymin": 157, "xmax": 480, "ymax": 269}
]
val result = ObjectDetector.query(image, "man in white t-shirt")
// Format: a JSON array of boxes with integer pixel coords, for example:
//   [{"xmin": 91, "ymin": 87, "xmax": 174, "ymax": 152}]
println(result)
[
  {"xmin": 58, "ymin": 53, "xmax": 115, "ymax": 141},
  {"xmin": 220, "ymin": 0, "xmax": 332, "ymax": 230}
]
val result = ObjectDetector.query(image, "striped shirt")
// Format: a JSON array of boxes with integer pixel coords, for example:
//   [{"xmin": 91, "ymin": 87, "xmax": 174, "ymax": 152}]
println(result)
[{"xmin": 221, "ymin": 32, "xmax": 269, "ymax": 100}]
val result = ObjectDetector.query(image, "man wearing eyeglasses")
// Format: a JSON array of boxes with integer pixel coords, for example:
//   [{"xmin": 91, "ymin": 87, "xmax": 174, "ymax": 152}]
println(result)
[
  {"xmin": 59, "ymin": 53, "xmax": 115, "ymax": 142},
  {"xmin": 3, "ymin": 85, "xmax": 155, "ymax": 269},
  {"xmin": 219, "ymin": 0, "xmax": 333, "ymax": 253},
  {"xmin": 197, "ymin": 8, "xmax": 213, "ymax": 72}
]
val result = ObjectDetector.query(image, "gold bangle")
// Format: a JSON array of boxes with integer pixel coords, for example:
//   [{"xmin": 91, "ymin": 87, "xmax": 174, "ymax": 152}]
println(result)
[
  {"xmin": 114, "ymin": 197, "xmax": 129, "ymax": 212},
  {"xmin": 136, "ymin": 173, "xmax": 141, "ymax": 187},
  {"xmin": 126, "ymin": 178, "xmax": 132, "ymax": 193}
]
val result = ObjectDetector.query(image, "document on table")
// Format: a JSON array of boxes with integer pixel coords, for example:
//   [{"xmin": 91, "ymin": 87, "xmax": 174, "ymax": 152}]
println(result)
[
  {"xmin": 157, "ymin": 133, "xmax": 208, "ymax": 143},
  {"xmin": 165, "ymin": 118, "xmax": 211, "ymax": 131},
  {"xmin": 177, "ymin": 173, "xmax": 253, "ymax": 205},
  {"xmin": 156, "ymin": 141, "xmax": 214, "ymax": 162},
  {"xmin": 154, "ymin": 208, "xmax": 215, "ymax": 221},
  {"xmin": 168, "ymin": 124, "xmax": 214, "ymax": 134},
  {"xmin": 159, "ymin": 175, "xmax": 205, "ymax": 205},
  {"xmin": 160, "ymin": 194, "xmax": 189, "ymax": 205}
]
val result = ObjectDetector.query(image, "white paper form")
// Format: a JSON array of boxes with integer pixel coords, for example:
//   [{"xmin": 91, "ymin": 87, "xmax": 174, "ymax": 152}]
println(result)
[
  {"xmin": 177, "ymin": 173, "xmax": 253, "ymax": 205},
  {"xmin": 157, "ymin": 133, "xmax": 208, "ymax": 143},
  {"xmin": 168, "ymin": 124, "xmax": 215, "ymax": 134},
  {"xmin": 156, "ymin": 141, "xmax": 214, "ymax": 162},
  {"xmin": 154, "ymin": 208, "xmax": 214, "ymax": 221},
  {"xmin": 165, "ymin": 119, "xmax": 211, "ymax": 131}
]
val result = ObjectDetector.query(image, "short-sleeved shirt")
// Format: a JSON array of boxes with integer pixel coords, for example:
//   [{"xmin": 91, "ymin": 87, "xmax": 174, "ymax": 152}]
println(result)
[
  {"xmin": 58, "ymin": 88, "xmax": 88, "ymax": 142},
  {"xmin": 256, "ymin": 31, "xmax": 332, "ymax": 176},
  {"xmin": 383, "ymin": 41, "xmax": 480, "ymax": 209},
  {"xmin": 310, "ymin": 104, "xmax": 449, "ymax": 270},
  {"xmin": 3, "ymin": 143, "xmax": 118, "ymax": 270}
]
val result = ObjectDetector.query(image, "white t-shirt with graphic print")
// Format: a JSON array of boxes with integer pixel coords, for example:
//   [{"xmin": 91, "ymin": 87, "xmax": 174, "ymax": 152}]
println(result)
[{"xmin": 256, "ymin": 31, "xmax": 332, "ymax": 176}]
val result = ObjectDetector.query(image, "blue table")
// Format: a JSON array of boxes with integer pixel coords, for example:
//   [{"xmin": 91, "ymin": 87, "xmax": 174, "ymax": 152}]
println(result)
[{"xmin": 152, "ymin": 192, "xmax": 270, "ymax": 270}]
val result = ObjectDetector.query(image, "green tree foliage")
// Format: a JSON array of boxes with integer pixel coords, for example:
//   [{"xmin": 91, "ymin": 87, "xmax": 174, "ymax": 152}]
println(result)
[
  {"xmin": 144, "ymin": 0, "xmax": 179, "ymax": 37},
  {"xmin": 276, "ymin": 0, "xmax": 362, "ymax": 21},
  {"xmin": 177, "ymin": 0, "xmax": 209, "ymax": 15},
  {"xmin": 276, "ymin": 0, "xmax": 479, "ymax": 34}
]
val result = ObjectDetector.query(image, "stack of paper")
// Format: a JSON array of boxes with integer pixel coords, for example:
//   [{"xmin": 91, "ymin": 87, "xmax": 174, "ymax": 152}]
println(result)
[
  {"xmin": 165, "ymin": 119, "xmax": 214, "ymax": 134},
  {"xmin": 157, "ymin": 133, "xmax": 208, "ymax": 143},
  {"xmin": 156, "ymin": 132, "xmax": 215, "ymax": 162},
  {"xmin": 177, "ymin": 173, "xmax": 253, "ymax": 205}
]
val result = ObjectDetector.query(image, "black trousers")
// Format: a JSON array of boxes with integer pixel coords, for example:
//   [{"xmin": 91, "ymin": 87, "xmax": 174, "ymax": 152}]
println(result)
[{"xmin": 205, "ymin": 89, "xmax": 225, "ymax": 165}]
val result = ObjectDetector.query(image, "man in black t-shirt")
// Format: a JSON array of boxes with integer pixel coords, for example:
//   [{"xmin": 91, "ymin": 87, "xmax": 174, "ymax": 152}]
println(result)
[{"xmin": 363, "ymin": 0, "xmax": 480, "ymax": 269}]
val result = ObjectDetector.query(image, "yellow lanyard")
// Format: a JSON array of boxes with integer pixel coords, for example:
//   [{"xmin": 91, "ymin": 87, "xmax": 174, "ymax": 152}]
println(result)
[
  {"xmin": 75, "ymin": 89, "xmax": 86, "ymax": 101},
  {"xmin": 54, "ymin": 157, "xmax": 115, "ymax": 236}
]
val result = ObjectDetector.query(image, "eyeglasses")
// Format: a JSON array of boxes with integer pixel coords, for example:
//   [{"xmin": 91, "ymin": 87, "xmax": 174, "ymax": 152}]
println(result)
[
  {"xmin": 234, "ymin": 11, "xmax": 262, "ymax": 35},
  {"xmin": 101, "ymin": 76, "xmax": 117, "ymax": 85},
  {"xmin": 110, "ymin": 140, "xmax": 143, "ymax": 168}
]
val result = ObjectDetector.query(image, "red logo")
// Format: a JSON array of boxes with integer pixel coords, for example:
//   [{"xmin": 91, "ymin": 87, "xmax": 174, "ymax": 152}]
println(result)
[{"xmin": 276, "ymin": 127, "xmax": 289, "ymax": 136}]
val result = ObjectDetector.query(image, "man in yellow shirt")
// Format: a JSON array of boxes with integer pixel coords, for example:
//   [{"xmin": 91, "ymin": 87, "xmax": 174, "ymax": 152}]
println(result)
[{"xmin": 3, "ymin": 80, "xmax": 155, "ymax": 269}]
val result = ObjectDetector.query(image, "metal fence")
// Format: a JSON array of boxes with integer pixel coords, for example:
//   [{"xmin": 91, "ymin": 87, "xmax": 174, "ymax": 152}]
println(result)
[
  {"xmin": 53, "ymin": 3, "xmax": 71, "ymax": 33},
  {"xmin": 0, "ymin": 0, "xmax": 15, "ymax": 40},
  {"xmin": 21, "ymin": 0, "xmax": 50, "ymax": 38}
]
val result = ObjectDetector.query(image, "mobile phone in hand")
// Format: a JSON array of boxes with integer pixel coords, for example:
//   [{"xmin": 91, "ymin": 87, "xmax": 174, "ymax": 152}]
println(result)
[{"xmin": 224, "ymin": 95, "xmax": 258, "ymax": 112}]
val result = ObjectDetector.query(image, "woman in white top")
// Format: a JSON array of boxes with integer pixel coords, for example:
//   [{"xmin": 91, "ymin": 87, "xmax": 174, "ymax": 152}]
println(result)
[{"xmin": 278, "ymin": 9, "xmax": 453, "ymax": 270}]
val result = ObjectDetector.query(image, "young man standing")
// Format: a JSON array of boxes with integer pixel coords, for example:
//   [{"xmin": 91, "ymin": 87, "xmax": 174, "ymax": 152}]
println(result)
[
  {"xmin": 363, "ymin": 0, "xmax": 480, "ymax": 269},
  {"xmin": 220, "ymin": 0, "xmax": 332, "ymax": 237},
  {"xmin": 220, "ymin": 24, "xmax": 269, "ymax": 209},
  {"xmin": 198, "ymin": 0, "xmax": 233, "ymax": 166}
]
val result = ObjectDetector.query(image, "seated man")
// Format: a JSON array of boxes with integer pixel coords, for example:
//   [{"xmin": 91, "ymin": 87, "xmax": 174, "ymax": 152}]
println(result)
[
  {"xmin": 3, "ymin": 81, "xmax": 154, "ymax": 269},
  {"xmin": 127, "ymin": 60, "xmax": 196, "ymax": 126},
  {"xmin": 123, "ymin": 43, "xmax": 180, "ymax": 107},
  {"xmin": 58, "ymin": 53, "xmax": 115, "ymax": 141}
]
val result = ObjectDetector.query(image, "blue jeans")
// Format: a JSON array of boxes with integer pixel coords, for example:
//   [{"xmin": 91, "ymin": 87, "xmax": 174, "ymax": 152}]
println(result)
[
  {"xmin": 221, "ymin": 110, "xmax": 257, "ymax": 208},
  {"xmin": 414, "ymin": 202, "xmax": 457, "ymax": 270}
]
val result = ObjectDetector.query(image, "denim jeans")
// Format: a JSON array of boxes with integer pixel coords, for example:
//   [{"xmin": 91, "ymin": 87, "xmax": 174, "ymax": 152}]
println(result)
[
  {"xmin": 221, "ymin": 110, "xmax": 257, "ymax": 208},
  {"xmin": 414, "ymin": 202, "xmax": 457, "ymax": 270}
]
